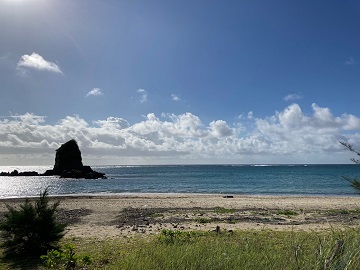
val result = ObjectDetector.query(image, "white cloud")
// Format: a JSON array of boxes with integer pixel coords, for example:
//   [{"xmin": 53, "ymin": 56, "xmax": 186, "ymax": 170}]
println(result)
[
  {"xmin": 283, "ymin": 93, "xmax": 302, "ymax": 102},
  {"xmin": 94, "ymin": 117, "xmax": 129, "ymax": 130},
  {"xmin": 10, "ymin": 113, "xmax": 46, "ymax": 125},
  {"xmin": 0, "ymin": 104, "xmax": 359, "ymax": 165},
  {"xmin": 86, "ymin": 88, "xmax": 103, "ymax": 97},
  {"xmin": 345, "ymin": 57, "xmax": 356, "ymax": 65},
  {"xmin": 17, "ymin": 53, "xmax": 62, "ymax": 73},
  {"xmin": 209, "ymin": 120, "xmax": 234, "ymax": 137},
  {"xmin": 137, "ymin": 89, "xmax": 148, "ymax": 103},
  {"xmin": 341, "ymin": 114, "xmax": 360, "ymax": 130},
  {"xmin": 171, "ymin": 94, "xmax": 181, "ymax": 101}
]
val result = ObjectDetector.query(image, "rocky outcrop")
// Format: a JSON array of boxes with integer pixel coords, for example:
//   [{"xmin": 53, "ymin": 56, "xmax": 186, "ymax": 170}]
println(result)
[
  {"xmin": 43, "ymin": 139, "xmax": 106, "ymax": 179},
  {"xmin": 0, "ymin": 139, "xmax": 106, "ymax": 179},
  {"xmin": 0, "ymin": 170, "xmax": 39, "ymax": 176},
  {"xmin": 53, "ymin": 139, "xmax": 84, "ymax": 175}
]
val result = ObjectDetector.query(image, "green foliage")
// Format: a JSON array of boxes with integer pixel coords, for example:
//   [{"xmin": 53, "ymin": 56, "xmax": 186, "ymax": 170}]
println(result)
[
  {"xmin": 195, "ymin": 217, "xmax": 213, "ymax": 223},
  {"xmin": 251, "ymin": 210, "xmax": 270, "ymax": 216},
  {"xmin": 227, "ymin": 219, "xmax": 237, "ymax": 224},
  {"xmin": 214, "ymin": 207, "xmax": 236, "ymax": 214},
  {"xmin": 340, "ymin": 142, "xmax": 360, "ymax": 164},
  {"xmin": 276, "ymin": 209, "xmax": 299, "ymax": 216},
  {"xmin": 41, "ymin": 243, "xmax": 92, "ymax": 270},
  {"xmin": 159, "ymin": 229, "xmax": 197, "ymax": 244},
  {"xmin": 0, "ymin": 188, "xmax": 66, "ymax": 258},
  {"xmin": 340, "ymin": 141, "xmax": 360, "ymax": 193},
  {"xmin": 326, "ymin": 209, "xmax": 351, "ymax": 215},
  {"xmin": 54, "ymin": 228, "xmax": 360, "ymax": 269}
]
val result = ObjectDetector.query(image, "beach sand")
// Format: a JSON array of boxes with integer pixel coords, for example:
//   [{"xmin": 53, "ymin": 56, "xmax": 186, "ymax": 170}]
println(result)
[{"xmin": 1, "ymin": 194, "xmax": 360, "ymax": 239}]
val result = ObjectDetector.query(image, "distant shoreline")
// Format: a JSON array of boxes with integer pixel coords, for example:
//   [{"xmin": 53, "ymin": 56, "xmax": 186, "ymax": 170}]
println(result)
[{"xmin": 0, "ymin": 192, "xmax": 360, "ymax": 200}]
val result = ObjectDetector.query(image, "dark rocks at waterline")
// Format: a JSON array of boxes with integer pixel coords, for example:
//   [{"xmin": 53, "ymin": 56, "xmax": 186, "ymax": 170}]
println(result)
[
  {"xmin": 0, "ymin": 170, "xmax": 40, "ymax": 176},
  {"xmin": 43, "ymin": 167, "xmax": 106, "ymax": 179},
  {"xmin": 0, "ymin": 139, "xmax": 106, "ymax": 179},
  {"xmin": 0, "ymin": 169, "xmax": 106, "ymax": 179}
]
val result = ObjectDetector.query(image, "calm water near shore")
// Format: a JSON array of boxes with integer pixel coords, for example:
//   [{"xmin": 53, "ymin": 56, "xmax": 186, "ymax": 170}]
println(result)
[{"xmin": 0, "ymin": 164, "xmax": 359, "ymax": 198}]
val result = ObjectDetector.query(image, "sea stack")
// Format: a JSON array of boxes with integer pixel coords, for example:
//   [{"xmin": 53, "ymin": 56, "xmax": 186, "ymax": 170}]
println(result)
[
  {"xmin": 53, "ymin": 139, "xmax": 83, "ymax": 174},
  {"xmin": 43, "ymin": 139, "xmax": 106, "ymax": 179}
]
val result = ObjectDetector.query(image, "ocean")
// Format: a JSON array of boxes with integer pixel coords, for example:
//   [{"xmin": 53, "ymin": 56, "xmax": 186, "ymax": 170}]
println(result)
[{"xmin": 0, "ymin": 164, "xmax": 359, "ymax": 198}]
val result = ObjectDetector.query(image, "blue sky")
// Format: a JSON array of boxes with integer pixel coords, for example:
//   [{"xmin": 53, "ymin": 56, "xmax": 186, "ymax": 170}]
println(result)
[{"xmin": 1, "ymin": 0, "xmax": 360, "ymax": 165}]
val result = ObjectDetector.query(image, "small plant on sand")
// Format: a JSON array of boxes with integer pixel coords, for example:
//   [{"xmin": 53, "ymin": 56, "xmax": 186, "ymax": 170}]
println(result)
[
  {"xmin": 195, "ymin": 217, "xmax": 213, "ymax": 224},
  {"xmin": 276, "ymin": 210, "xmax": 299, "ymax": 217},
  {"xmin": 214, "ymin": 207, "xmax": 236, "ymax": 214},
  {"xmin": 228, "ymin": 219, "xmax": 237, "ymax": 224},
  {"xmin": 326, "ymin": 209, "xmax": 351, "ymax": 215},
  {"xmin": 0, "ymin": 188, "xmax": 66, "ymax": 258}
]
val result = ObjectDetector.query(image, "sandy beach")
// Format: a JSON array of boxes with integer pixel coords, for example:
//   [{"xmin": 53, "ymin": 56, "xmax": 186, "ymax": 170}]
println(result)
[{"xmin": 1, "ymin": 194, "xmax": 360, "ymax": 239}]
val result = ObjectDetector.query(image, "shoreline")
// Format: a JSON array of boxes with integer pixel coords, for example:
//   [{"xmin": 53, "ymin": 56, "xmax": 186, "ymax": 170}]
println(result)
[
  {"xmin": 0, "ymin": 191, "xmax": 359, "ymax": 201},
  {"xmin": 1, "ymin": 194, "xmax": 360, "ymax": 239}
]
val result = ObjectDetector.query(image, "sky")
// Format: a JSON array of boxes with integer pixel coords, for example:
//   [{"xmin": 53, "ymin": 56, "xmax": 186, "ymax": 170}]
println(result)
[{"xmin": 1, "ymin": 0, "xmax": 360, "ymax": 165}]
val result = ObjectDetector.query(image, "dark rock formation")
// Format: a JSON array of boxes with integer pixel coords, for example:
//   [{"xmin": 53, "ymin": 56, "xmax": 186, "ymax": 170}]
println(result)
[
  {"xmin": 18, "ymin": 171, "xmax": 39, "ymax": 176},
  {"xmin": 0, "ymin": 170, "xmax": 39, "ymax": 176},
  {"xmin": 43, "ymin": 139, "xmax": 106, "ymax": 179},
  {"xmin": 0, "ymin": 139, "xmax": 106, "ymax": 179},
  {"xmin": 54, "ymin": 139, "xmax": 84, "ymax": 174}
]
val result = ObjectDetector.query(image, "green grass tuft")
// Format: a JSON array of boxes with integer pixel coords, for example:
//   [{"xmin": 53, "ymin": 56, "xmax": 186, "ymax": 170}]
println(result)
[
  {"xmin": 276, "ymin": 209, "xmax": 299, "ymax": 216},
  {"xmin": 195, "ymin": 217, "xmax": 213, "ymax": 224},
  {"xmin": 214, "ymin": 207, "xmax": 236, "ymax": 214}
]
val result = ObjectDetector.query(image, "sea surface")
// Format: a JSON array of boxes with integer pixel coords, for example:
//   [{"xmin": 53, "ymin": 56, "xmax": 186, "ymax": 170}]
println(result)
[{"xmin": 0, "ymin": 164, "xmax": 359, "ymax": 198}]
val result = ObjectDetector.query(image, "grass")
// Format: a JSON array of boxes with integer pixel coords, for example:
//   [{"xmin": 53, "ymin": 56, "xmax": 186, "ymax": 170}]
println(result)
[
  {"xmin": 251, "ymin": 210, "xmax": 270, "ymax": 216},
  {"xmin": 148, "ymin": 212, "xmax": 164, "ymax": 218},
  {"xmin": 195, "ymin": 217, "xmax": 213, "ymax": 223},
  {"xmin": 227, "ymin": 219, "xmax": 237, "ymax": 224},
  {"xmin": 213, "ymin": 207, "xmax": 236, "ymax": 214},
  {"xmin": 2, "ymin": 228, "xmax": 360, "ymax": 269},
  {"xmin": 325, "ymin": 208, "xmax": 360, "ymax": 215},
  {"xmin": 276, "ymin": 209, "xmax": 299, "ymax": 216}
]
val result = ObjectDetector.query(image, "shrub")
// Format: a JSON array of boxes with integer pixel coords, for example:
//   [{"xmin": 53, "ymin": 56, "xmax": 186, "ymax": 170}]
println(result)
[
  {"xmin": 195, "ymin": 217, "xmax": 213, "ymax": 224},
  {"xmin": 0, "ymin": 188, "xmax": 66, "ymax": 257},
  {"xmin": 214, "ymin": 207, "xmax": 236, "ymax": 214},
  {"xmin": 340, "ymin": 142, "xmax": 360, "ymax": 193},
  {"xmin": 276, "ymin": 209, "xmax": 299, "ymax": 216},
  {"xmin": 41, "ymin": 243, "xmax": 92, "ymax": 270}
]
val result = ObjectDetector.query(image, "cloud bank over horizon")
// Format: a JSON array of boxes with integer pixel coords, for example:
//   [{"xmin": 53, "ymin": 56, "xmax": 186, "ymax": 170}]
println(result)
[{"xmin": 0, "ymin": 103, "xmax": 359, "ymax": 166}]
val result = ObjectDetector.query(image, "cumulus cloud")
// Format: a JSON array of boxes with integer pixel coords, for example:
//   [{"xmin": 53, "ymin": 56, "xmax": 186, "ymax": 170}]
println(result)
[
  {"xmin": 209, "ymin": 120, "xmax": 234, "ymax": 137},
  {"xmin": 17, "ymin": 53, "xmax": 62, "ymax": 73},
  {"xmin": 137, "ymin": 89, "xmax": 148, "ymax": 103},
  {"xmin": 86, "ymin": 88, "xmax": 103, "ymax": 97},
  {"xmin": 283, "ymin": 93, "xmax": 302, "ymax": 102},
  {"xmin": 0, "ymin": 104, "xmax": 360, "ymax": 165},
  {"xmin": 10, "ymin": 113, "xmax": 46, "ymax": 125},
  {"xmin": 171, "ymin": 94, "xmax": 181, "ymax": 101},
  {"xmin": 94, "ymin": 117, "xmax": 129, "ymax": 130}
]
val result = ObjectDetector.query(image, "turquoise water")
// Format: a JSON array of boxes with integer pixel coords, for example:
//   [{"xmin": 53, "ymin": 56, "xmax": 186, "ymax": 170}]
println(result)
[{"xmin": 0, "ymin": 164, "xmax": 359, "ymax": 198}]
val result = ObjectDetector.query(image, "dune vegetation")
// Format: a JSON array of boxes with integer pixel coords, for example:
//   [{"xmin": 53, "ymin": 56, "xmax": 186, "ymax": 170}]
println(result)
[{"xmin": 2, "ymin": 227, "xmax": 360, "ymax": 269}]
